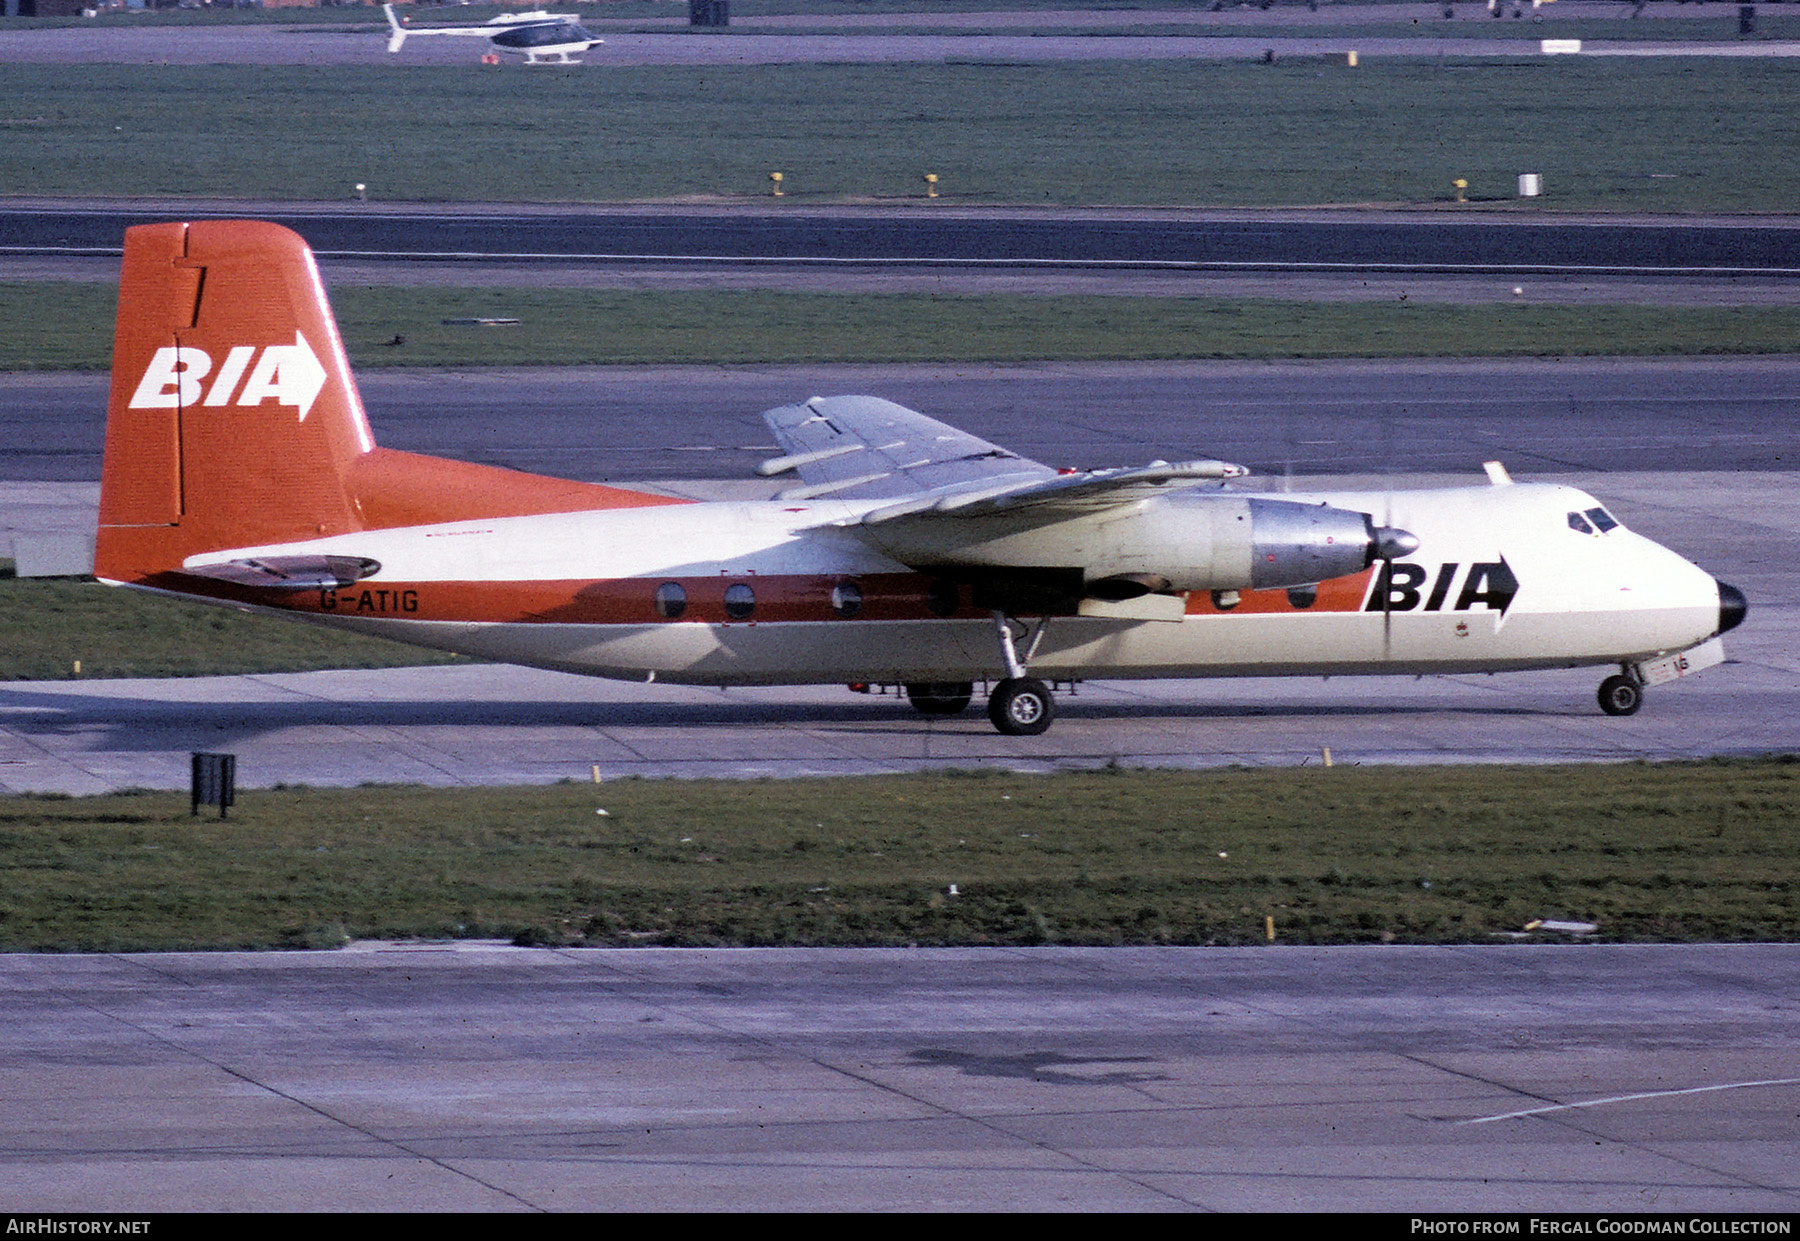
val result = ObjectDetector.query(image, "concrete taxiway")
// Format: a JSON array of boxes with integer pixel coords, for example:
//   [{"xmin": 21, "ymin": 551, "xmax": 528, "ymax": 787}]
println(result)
[{"xmin": 4, "ymin": 943, "xmax": 1797, "ymax": 1212}]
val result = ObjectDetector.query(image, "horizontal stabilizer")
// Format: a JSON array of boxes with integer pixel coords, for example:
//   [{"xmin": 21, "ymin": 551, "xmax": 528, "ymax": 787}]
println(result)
[{"xmin": 178, "ymin": 555, "xmax": 381, "ymax": 592}]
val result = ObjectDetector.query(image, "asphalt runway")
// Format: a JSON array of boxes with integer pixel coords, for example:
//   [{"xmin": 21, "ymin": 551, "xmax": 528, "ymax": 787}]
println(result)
[
  {"xmin": 10, "ymin": 201, "xmax": 1800, "ymax": 274},
  {"xmin": 19, "ymin": 250, "xmax": 1800, "ymax": 305},
  {"xmin": 2, "ymin": 13, "xmax": 1796, "ymax": 66},
  {"xmin": 5, "ymin": 943, "xmax": 1797, "ymax": 1211}
]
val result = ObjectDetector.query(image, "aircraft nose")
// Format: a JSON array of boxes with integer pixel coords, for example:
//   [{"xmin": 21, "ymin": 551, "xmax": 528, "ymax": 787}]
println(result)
[{"xmin": 1717, "ymin": 580, "xmax": 1747, "ymax": 635}]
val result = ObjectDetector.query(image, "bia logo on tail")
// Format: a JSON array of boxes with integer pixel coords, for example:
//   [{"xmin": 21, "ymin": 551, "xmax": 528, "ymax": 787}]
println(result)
[{"xmin": 128, "ymin": 333, "xmax": 328, "ymax": 421}]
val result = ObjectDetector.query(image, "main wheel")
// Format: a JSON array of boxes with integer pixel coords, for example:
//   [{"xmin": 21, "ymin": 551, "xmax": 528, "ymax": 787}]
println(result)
[
  {"xmin": 988, "ymin": 677, "xmax": 1055, "ymax": 736},
  {"xmin": 906, "ymin": 681, "xmax": 973, "ymax": 716},
  {"xmin": 1597, "ymin": 674, "xmax": 1643, "ymax": 717}
]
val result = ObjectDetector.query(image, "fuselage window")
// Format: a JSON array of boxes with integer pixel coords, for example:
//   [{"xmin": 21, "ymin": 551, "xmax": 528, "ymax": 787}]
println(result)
[
  {"xmin": 1568, "ymin": 511, "xmax": 1595, "ymax": 535},
  {"xmin": 831, "ymin": 581, "xmax": 863, "ymax": 618},
  {"xmin": 654, "ymin": 581, "xmax": 687, "ymax": 619},
  {"xmin": 1585, "ymin": 506, "xmax": 1620, "ymax": 533},
  {"xmin": 724, "ymin": 582, "xmax": 756, "ymax": 620}
]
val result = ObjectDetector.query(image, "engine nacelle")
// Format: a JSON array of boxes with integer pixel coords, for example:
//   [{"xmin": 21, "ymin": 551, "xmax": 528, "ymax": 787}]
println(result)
[
  {"xmin": 1244, "ymin": 497, "xmax": 1382, "ymax": 589},
  {"xmin": 1079, "ymin": 493, "xmax": 1384, "ymax": 595},
  {"xmin": 857, "ymin": 491, "xmax": 1406, "ymax": 600}
]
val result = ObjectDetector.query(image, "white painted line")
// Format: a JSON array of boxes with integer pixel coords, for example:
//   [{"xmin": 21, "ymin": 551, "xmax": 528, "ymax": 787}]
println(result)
[{"xmin": 1461, "ymin": 1076, "xmax": 1800, "ymax": 1125}]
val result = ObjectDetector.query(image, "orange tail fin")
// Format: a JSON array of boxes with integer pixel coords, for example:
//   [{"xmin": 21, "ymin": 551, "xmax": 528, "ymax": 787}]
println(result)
[{"xmin": 96, "ymin": 220, "xmax": 679, "ymax": 584}]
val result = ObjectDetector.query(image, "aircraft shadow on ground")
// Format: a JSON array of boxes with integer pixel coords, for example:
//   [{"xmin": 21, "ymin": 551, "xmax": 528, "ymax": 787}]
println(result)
[{"xmin": 0, "ymin": 682, "xmax": 1570, "ymax": 754}]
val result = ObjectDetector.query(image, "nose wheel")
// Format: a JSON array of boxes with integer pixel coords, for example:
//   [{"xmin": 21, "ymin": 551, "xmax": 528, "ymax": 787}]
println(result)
[{"xmin": 1597, "ymin": 672, "xmax": 1643, "ymax": 717}]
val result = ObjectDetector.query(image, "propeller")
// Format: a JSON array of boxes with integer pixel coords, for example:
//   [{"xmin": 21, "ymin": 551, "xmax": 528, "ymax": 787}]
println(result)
[{"xmin": 1379, "ymin": 408, "xmax": 1402, "ymax": 661}]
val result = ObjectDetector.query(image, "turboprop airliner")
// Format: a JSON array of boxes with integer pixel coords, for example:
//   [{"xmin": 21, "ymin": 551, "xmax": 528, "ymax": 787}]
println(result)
[{"xmin": 95, "ymin": 221, "xmax": 1745, "ymax": 736}]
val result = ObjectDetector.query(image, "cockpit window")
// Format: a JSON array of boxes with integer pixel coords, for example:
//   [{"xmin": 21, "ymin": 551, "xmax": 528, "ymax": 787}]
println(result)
[
  {"xmin": 1567, "ymin": 512, "xmax": 1594, "ymax": 535},
  {"xmin": 1585, "ymin": 506, "xmax": 1620, "ymax": 533}
]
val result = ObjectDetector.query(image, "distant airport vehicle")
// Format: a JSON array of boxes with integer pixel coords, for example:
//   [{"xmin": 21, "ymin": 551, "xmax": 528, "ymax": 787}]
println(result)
[
  {"xmin": 382, "ymin": 4, "xmax": 603, "ymax": 63},
  {"xmin": 95, "ymin": 221, "xmax": 1745, "ymax": 735}
]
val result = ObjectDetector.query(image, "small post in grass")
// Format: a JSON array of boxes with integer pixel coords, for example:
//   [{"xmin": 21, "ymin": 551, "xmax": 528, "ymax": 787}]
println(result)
[{"xmin": 191, "ymin": 753, "xmax": 236, "ymax": 820}]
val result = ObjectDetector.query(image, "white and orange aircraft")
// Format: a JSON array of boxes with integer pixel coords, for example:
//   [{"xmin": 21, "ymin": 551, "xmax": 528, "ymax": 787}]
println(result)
[{"xmin": 96, "ymin": 221, "xmax": 1745, "ymax": 735}]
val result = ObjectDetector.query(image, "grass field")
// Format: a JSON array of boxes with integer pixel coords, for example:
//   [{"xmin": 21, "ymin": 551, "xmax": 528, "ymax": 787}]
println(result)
[
  {"xmin": 6, "ymin": 281, "xmax": 1799, "ymax": 371},
  {"xmin": 4, "ymin": 58, "xmax": 1799, "ymax": 209},
  {"xmin": 0, "ymin": 579, "xmax": 465, "ymax": 680},
  {"xmin": 2, "ymin": 759, "xmax": 1794, "ymax": 951}
]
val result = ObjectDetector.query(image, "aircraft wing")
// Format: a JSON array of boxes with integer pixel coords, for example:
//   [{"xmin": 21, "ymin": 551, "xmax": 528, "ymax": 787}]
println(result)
[
  {"xmin": 855, "ymin": 458, "xmax": 1247, "ymax": 527},
  {"xmin": 762, "ymin": 392, "xmax": 1242, "ymax": 514},
  {"xmin": 761, "ymin": 395, "xmax": 1248, "ymax": 574},
  {"xmin": 760, "ymin": 395, "xmax": 1056, "ymax": 502}
]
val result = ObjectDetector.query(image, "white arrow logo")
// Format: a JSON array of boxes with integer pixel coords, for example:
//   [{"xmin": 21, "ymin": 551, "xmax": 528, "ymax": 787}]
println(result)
[{"xmin": 129, "ymin": 333, "xmax": 328, "ymax": 422}]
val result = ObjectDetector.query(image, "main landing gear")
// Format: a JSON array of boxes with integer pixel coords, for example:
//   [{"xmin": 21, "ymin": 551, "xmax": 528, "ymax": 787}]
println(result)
[
  {"xmin": 986, "ymin": 612, "xmax": 1056, "ymax": 736},
  {"xmin": 899, "ymin": 613, "xmax": 1060, "ymax": 735},
  {"xmin": 1597, "ymin": 671, "xmax": 1644, "ymax": 717},
  {"xmin": 904, "ymin": 675, "xmax": 1056, "ymax": 735}
]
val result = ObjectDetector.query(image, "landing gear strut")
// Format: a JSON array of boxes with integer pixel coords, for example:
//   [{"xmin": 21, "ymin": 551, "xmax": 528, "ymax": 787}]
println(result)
[
  {"xmin": 986, "ymin": 611, "xmax": 1056, "ymax": 736},
  {"xmin": 1597, "ymin": 671, "xmax": 1643, "ymax": 717}
]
